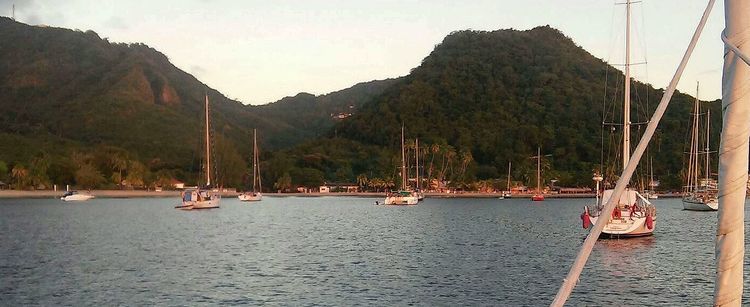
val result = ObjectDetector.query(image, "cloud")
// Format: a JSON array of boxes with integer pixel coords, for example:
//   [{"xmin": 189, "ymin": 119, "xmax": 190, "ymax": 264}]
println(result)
[{"xmin": 103, "ymin": 16, "xmax": 128, "ymax": 30}]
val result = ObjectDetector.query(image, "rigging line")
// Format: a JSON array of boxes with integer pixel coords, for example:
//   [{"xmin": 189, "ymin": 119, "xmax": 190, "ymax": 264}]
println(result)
[{"xmin": 550, "ymin": 0, "xmax": 715, "ymax": 305}]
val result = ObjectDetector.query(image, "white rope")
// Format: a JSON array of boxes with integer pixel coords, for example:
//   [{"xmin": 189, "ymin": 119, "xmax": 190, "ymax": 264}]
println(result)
[
  {"xmin": 721, "ymin": 30, "xmax": 750, "ymax": 67},
  {"xmin": 550, "ymin": 0, "xmax": 716, "ymax": 305},
  {"xmin": 714, "ymin": 1, "xmax": 750, "ymax": 305}
]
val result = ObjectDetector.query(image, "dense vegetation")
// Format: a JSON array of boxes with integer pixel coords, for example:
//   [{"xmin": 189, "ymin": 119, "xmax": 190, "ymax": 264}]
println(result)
[
  {"xmin": 264, "ymin": 27, "xmax": 721, "ymax": 192},
  {"xmin": 0, "ymin": 18, "xmax": 720, "ymax": 192},
  {"xmin": 0, "ymin": 17, "xmax": 392, "ymax": 190}
]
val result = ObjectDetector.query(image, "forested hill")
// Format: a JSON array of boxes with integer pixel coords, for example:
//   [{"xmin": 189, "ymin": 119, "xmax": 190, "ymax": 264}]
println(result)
[
  {"xmin": 252, "ymin": 78, "xmax": 399, "ymax": 148},
  {"xmin": 0, "ymin": 17, "xmax": 392, "ymax": 188},
  {"xmin": 270, "ymin": 26, "xmax": 720, "ymax": 190}
]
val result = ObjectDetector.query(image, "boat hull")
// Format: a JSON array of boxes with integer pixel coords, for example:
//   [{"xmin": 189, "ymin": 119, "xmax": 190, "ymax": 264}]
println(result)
[
  {"xmin": 238, "ymin": 193, "xmax": 262, "ymax": 202},
  {"xmin": 179, "ymin": 199, "xmax": 220, "ymax": 210},
  {"xmin": 178, "ymin": 189, "xmax": 220, "ymax": 210},
  {"xmin": 531, "ymin": 194, "xmax": 544, "ymax": 201},
  {"xmin": 590, "ymin": 215, "xmax": 656, "ymax": 237},
  {"xmin": 60, "ymin": 194, "xmax": 95, "ymax": 201},
  {"xmin": 383, "ymin": 196, "xmax": 418, "ymax": 205},
  {"xmin": 682, "ymin": 197, "xmax": 718, "ymax": 211}
]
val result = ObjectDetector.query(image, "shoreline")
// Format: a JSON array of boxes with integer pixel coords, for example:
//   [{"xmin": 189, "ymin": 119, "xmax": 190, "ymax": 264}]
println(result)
[{"xmin": 0, "ymin": 190, "xmax": 684, "ymax": 199}]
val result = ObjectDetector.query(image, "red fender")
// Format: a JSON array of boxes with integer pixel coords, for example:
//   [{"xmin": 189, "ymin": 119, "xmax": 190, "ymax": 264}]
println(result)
[
  {"xmin": 645, "ymin": 214, "xmax": 654, "ymax": 230},
  {"xmin": 581, "ymin": 211, "xmax": 591, "ymax": 229}
]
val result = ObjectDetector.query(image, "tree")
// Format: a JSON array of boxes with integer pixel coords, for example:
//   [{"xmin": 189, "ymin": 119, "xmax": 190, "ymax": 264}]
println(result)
[
  {"xmin": 274, "ymin": 172, "xmax": 292, "ymax": 192},
  {"xmin": 75, "ymin": 164, "xmax": 105, "ymax": 189},
  {"xmin": 0, "ymin": 161, "xmax": 8, "ymax": 182},
  {"xmin": 11, "ymin": 164, "xmax": 29, "ymax": 189},
  {"xmin": 356, "ymin": 174, "xmax": 369, "ymax": 191},
  {"xmin": 28, "ymin": 153, "xmax": 51, "ymax": 189},
  {"xmin": 126, "ymin": 160, "xmax": 147, "ymax": 188}
]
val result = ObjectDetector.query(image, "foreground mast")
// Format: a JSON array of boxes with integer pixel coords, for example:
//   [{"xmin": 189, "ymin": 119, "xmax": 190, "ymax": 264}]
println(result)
[{"xmin": 715, "ymin": 0, "xmax": 749, "ymax": 304}]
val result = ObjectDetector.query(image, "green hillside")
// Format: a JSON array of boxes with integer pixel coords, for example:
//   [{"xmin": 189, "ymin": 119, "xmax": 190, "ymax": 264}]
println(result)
[
  {"xmin": 0, "ymin": 17, "xmax": 392, "ymax": 189},
  {"xmin": 265, "ymin": 26, "xmax": 720, "ymax": 191}
]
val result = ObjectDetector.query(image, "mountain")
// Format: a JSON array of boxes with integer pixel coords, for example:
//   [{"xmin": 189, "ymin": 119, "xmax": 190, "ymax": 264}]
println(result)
[
  {"xmin": 251, "ymin": 78, "xmax": 399, "ymax": 149},
  {"xmin": 266, "ymin": 26, "xmax": 720, "ymax": 190},
  {"xmin": 0, "ymin": 17, "xmax": 393, "ymax": 188}
]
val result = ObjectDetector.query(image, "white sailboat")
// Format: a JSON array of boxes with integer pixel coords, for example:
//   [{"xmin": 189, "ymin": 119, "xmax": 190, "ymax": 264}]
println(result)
[
  {"xmin": 682, "ymin": 82, "xmax": 717, "ymax": 211},
  {"xmin": 176, "ymin": 94, "xmax": 220, "ymax": 210},
  {"xmin": 239, "ymin": 129, "xmax": 263, "ymax": 202},
  {"xmin": 384, "ymin": 125, "xmax": 418, "ymax": 205},
  {"xmin": 500, "ymin": 161, "xmax": 512, "ymax": 199},
  {"xmin": 583, "ymin": 0, "xmax": 656, "ymax": 237}
]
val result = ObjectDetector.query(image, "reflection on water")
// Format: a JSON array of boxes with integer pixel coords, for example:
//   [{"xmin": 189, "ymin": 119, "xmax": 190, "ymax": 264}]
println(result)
[{"xmin": 0, "ymin": 197, "xmax": 747, "ymax": 305}]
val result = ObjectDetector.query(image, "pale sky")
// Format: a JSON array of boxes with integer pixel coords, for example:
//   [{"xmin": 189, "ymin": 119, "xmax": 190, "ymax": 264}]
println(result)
[{"xmin": 5, "ymin": 0, "xmax": 725, "ymax": 104}]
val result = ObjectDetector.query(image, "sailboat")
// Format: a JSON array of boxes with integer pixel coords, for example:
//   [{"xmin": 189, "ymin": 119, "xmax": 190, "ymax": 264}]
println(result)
[
  {"xmin": 682, "ymin": 82, "xmax": 717, "ymax": 211},
  {"xmin": 582, "ymin": 0, "xmax": 656, "ymax": 237},
  {"xmin": 500, "ymin": 161, "xmax": 512, "ymax": 199},
  {"xmin": 531, "ymin": 147, "xmax": 545, "ymax": 201},
  {"xmin": 384, "ymin": 125, "xmax": 418, "ymax": 205},
  {"xmin": 239, "ymin": 129, "xmax": 263, "ymax": 202},
  {"xmin": 176, "ymin": 94, "xmax": 221, "ymax": 210}
]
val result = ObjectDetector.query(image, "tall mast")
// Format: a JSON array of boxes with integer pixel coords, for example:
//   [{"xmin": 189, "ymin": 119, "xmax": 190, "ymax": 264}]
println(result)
[
  {"xmin": 622, "ymin": 0, "xmax": 632, "ymax": 171},
  {"xmin": 705, "ymin": 108, "xmax": 711, "ymax": 182},
  {"xmin": 715, "ymin": 0, "xmax": 749, "ymax": 304},
  {"xmin": 689, "ymin": 84, "xmax": 700, "ymax": 192},
  {"xmin": 253, "ymin": 129, "xmax": 259, "ymax": 192},
  {"xmin": 415, "ymin": 138, "xmax": 420, "ymax": 191},
  {"xmin": 537, "ymin": 147, "xmax": 541, "ymax": 193},
  {"xmin": 507, "ymin": 161, "xmax": 511, "ymax": 192},
  {"xmin": 401, "ymin": 125, "xmax": 406, "ymax": 191},
  {"xmin": 205, "ymin": 94, "xmax": 211, "ymax": 187}
]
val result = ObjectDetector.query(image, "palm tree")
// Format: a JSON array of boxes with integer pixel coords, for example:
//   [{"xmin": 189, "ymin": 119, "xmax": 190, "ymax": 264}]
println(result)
[
  {"xmin": 107, "ymin": 153, "xmax": 128, "ymax": 188},
  {"xmin": 11, "ymin": 164, "xmax": 29, "ymax": 189},
  {"xmin": 458, "ymin": 150, "xmax": 473, "ymax": 180},
  {"xmin": 426, "ymin": 143, "xmax": 440, "ymax": 189},
  {"xmin": 356, "ymin": 174, "xmax": 369, "ymax": 192}
]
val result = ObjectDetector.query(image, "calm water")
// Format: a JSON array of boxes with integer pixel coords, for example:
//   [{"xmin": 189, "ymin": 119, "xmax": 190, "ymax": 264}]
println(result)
[{"xmin": 0, "ymin": 196, "xmax": 747, "ymax": 306}]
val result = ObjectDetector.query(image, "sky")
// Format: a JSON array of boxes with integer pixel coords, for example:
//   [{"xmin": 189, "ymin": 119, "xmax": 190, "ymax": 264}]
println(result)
[{"xmin": 4, "ymin": 0, "xmax": 726, "ymax": 105}]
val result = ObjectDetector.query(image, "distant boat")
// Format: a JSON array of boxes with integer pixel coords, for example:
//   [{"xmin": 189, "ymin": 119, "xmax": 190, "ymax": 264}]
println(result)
[
  {"xmin": 60, "ymin": 190, "xmax": 94, "ymax": 201},
  {"xmin": 501, "ymin": 161, "xmax": 512, "ymax": 199},
  {"xmin": 177, "ymin": 94, "xmax": 220, "ymax": 210},
  {"xmin": 531, "ymin": 147, "xmax": 545, "ymax": 201},
  {"xmin": 384, "ymin": 125, "xmax": 418, "ymax": 205},
  {"xmin": 682, "ymin": 82, "xmax": 717, "ymax": 211},
  {"xmin": 239, "ymin": 129, "xmax": 263, "ymax": 202},
  {"xmin": 582, "ymin": 0, "xmax": 656, "ymax": 237}
]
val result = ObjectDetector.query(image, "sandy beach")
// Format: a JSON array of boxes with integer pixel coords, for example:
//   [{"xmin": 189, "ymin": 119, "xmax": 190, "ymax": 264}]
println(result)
[{"xmin": 0, "ymin": 190, "xmax": 682, "ymax": 199}]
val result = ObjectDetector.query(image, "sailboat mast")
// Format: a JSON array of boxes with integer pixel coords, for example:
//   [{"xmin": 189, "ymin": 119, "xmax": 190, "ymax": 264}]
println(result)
[
  {"xmin": 415, "ymin": 138, "xmax": 420, "ymax": 191},
  {"xmin": 205, "ymin": 94, "xmax": 211, "ymax": 187},
  {"xmin": 507, "ymin": 161, "xmax": 511, "ymax": 192},
  {"xmin": 706, "ymin": 108, "xmax": 710, "ymax": 182},
  {"xmin": 715, "ymin": 1, "xmax": 749, "ymax": 303},
  {"xmin": 537, "ymin": 147, "xmax": 541, "ymax": 193},
  {"xmin": 622, "ymin": 0, "xmax": 632, "ymax": 171},
  {"xmin": 688, "ymin": 85, "xmax": 700, "ymax": 192},
  {"xmin": 401, "ymin": 125, "xmax": 406, "ymax": 191},
  {"xmin": 253, "ymin": 129, "xmax": 259, "ymax": 192}
]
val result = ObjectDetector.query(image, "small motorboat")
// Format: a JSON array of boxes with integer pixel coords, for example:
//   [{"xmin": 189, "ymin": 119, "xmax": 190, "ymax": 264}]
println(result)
[{"xmin": 60, "ymin": 191, "xmax": 95, "ymax": 201}]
